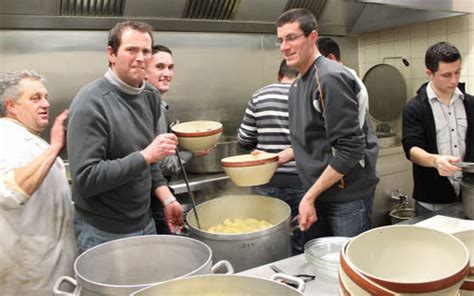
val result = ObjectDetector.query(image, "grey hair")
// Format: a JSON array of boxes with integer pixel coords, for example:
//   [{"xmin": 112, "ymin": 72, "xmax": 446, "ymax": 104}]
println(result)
[{"xmin": 0, "ymin": 69, "xmax": 44, "ymax": 117}]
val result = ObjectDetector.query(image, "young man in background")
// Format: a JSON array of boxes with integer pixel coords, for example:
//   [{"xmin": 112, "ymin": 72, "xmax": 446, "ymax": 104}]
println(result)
[{"xmin": 402, "ymin": 42, "xmax": 474, "ymax": 215}]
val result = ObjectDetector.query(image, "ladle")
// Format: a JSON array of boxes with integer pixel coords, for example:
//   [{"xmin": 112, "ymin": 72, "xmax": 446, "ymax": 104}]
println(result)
[
  {"xmin": 175, "ymin": 150, "xmax": 202, "ymax": 229},
  {"xmin": 169, "ymin": 119, "xmax": 201, "ymax": 229}
]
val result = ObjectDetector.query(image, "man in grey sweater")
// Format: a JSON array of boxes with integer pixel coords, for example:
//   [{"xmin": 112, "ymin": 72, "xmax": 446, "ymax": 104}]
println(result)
[
  {"xmin": 67, "ymin": 21, "xmax": 183, "ymax": 254},
  {"xmin": 277, "ymin": 9, "xmax": 379, "ymax": 240}
]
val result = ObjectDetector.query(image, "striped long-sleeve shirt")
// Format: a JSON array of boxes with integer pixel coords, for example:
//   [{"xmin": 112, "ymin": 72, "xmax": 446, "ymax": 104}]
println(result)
[{"xmin": 238, "ymin": 83, "xmax": 298, "ymax": 177}]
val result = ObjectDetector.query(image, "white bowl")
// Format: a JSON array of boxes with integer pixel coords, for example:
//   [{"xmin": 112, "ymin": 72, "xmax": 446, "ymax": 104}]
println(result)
[
  {"xmin": 346, "ymin": 225, "xmax": 469, "ymax": 294},
  {"xmin": 453, "ymin": 230, "xmax": 474, "ymax": 275},
  {"xmin": 460, "ymin": 275, "xmax": 474, "ymax": 296},
  {"xmin": 171, "ymin": 121, "xmax": 222, "ymax": 152},
  {"xmin": 221, "ymin": 153, "xmax": 278, "ymax": 187},
  {"xmin": 339, "ymin": 240, "xmax": 396, "ymax": 296}
]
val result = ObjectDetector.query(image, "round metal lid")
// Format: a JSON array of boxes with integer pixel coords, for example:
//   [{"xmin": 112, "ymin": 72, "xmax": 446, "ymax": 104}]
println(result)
[{"xmin": 363, "ymin": 64, "xmax": 407, "ymax": 122}]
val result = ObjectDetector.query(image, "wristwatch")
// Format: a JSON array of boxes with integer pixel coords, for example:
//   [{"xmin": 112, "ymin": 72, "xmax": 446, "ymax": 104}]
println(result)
[{"xmin": 163, "ymin": 196, "xmax": 177, "ymax": 207}]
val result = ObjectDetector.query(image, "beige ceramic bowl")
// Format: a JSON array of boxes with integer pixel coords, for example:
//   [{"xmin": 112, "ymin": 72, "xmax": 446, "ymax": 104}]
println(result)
[
  {"xmin": 171, "ymin": 121, "xmax": 222, "ymax": 152},
  {"xmin": 453, "ymin": 230, "xmax": 474, "ymax": 275},
  {"xmin": 221, "ymin": 153, "xmax": 278, "ymax": 187},
  {"xmin": 460, "ymin": 275, "xmax": 474, "ymax": 296},
  {"xmin": 346, "ymin": 225, "xmax": 469, "ymax": 295},
  {"xmin": 339, "ymin": 240, "xmax": 396, "ymax": 296}
]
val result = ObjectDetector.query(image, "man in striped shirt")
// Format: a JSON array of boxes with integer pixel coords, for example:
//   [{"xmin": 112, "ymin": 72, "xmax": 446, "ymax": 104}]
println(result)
[{"xmin": 238, "ymin": 60, "xmax": 303, "ymax": 254}]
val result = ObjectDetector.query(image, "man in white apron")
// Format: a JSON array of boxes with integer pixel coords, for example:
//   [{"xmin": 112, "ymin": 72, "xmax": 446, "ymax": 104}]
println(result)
[{"xmin": 0, "ymin": 69, "xmax": 76, "ymax": 295}]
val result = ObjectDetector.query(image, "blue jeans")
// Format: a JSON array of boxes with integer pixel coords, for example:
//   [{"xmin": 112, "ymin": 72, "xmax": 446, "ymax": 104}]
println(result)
[
  {"xmin": 253, "ymin": 185, "xmax": 305, "ymax": 255},
  {"xmin": 74, "ymin": 212, "xmax": 156, "ymax": 254},
  {"xmin": 302, "ymin": 195, "xmax": 373, "ymax": 245},
  {"xmin": 414, "ymin": 201, "xmax": 437, "ymax": 216},
  {"xmin": 151, "ymin": 202, "xmax": 172, "ymax": 235}
]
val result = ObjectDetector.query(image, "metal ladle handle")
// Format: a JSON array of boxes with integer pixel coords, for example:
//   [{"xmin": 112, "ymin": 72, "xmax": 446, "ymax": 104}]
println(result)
[{"xmin": 175, "ymin": 148, "xmax": 202, "ymax": 229}]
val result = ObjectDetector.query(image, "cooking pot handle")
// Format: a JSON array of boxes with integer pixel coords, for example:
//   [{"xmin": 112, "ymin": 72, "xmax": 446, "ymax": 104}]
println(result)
[
  {"xmin": 174, "ymin": 223, "xmax": 189, "ymax": 236},
  {"xmin": 290, "ymin": 216, "xmax": 299, "ymax": 237},
  {"xmin": 270, "ymin": 273, "xmax": 305, "ymax": 293},
  {"xmin": 53, "ymin": 276, "xmax": 78, "ymax": 296},
  {"xmin": 211, "ymin": 260, "xmax": 234, "ymax": 274}
]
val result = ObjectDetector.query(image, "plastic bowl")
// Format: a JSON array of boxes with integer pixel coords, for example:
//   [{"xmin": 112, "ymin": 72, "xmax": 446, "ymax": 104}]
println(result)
[
  {"xmin": 171, "ymin": 120, "xmax": 223, "ymax": 152},
  {"xmin": 304, "ymin": 236, "xmax": 350, "ymax": 279}
]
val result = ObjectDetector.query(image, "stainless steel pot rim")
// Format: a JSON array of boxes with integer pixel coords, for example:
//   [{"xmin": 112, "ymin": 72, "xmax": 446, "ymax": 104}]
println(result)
[
  {"xmin": 131, "ymin": 273, "xmax": 303, "ymax": 295},
  {"xmin": 188, "ymin": 219, "xmax": 289, "ymax": 240},
  {"xmin": 74, "ymin": 235, "xmax": 213, "ymax": 289},
  {"xmin": 186, "ymin": 195, "xmax": 291, "ymax": 239}
]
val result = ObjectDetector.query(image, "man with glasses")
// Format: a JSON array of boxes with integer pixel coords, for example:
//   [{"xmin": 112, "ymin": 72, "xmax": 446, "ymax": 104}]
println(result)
[
  {"xmin": 276, "ymin": 9, "xmax": 379, "ymax": 241},
  {"xmin": 402, "ymin": 42, "xmax": 474, "ymax": 215}
]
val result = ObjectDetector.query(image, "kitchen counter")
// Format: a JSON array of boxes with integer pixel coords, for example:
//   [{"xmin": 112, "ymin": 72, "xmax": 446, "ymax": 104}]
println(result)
[
  {"xmin": 399, "ymin": 202, "xmax": 465, "ymax": 224},
  {"xmin": 239, "ymin": 253, "xmax": 339, "ymax": 295},
  {"xmin": 238, "ymin": 203, "xmax": 469, "ymax": 295}
]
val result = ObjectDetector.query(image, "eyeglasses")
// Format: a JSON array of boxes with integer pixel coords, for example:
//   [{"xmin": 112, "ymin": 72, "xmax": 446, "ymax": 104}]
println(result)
[{"xmin": 277, "ymin": 33, "xmax": 305, "ymax": 45}]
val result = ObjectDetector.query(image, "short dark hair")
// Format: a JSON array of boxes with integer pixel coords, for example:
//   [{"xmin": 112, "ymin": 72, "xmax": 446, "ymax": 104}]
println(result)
[
  {"xmin": 278, "ymin": 59, "xmax": 299, "ymax": 79},
  {"xmin": 317, "ymin": 37, "xmax": 341, "ymax": 61},
  {"xmin": 108, "ymin": 20, "xmax": 154, "ymax": 55},
  {"xmin": 277, "ymin": 8, "xmax": 319, "ymax": 36},
  {"xmin": 425, "ymin": 42, "xmax": 461, "ymax": 73},
  {"xmin": 152, "ymin": 44, "xmax": 172, "ymax": 55}
]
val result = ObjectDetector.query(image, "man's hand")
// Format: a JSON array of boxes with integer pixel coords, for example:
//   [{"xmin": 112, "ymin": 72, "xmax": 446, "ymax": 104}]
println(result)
[
  {"xmin": 141, "ymin": 133, "xmax": 178, "ymax": 164},
  {"xmin": 163, "ymin": 201, "xmax": 184, "ymax": 232},
  {"xmin": 278, "ymin": 148, "xmax": 294, "ymax": 164},
  {"xmin": 434, "ymin": 155, "xmax": 461, "ymax": 176},
  {"xmin": 298, "ymin": 196, "xmax": 317, "ymax": 231},
  {"xmin": 50, "ymin": 110, "xmax": 69, "ymax": 154}
]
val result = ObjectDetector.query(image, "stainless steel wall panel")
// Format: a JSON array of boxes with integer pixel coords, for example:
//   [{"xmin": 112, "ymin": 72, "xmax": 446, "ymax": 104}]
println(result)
[{"xmin": 0, "ymin": 29, "xmax": 359, "ymax": 150}]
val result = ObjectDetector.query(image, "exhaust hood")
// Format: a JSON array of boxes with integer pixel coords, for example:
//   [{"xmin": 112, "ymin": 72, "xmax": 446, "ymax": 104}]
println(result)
[{"xmin": 0, "ymin": 0, "xmax": 469, "ymax": 35}]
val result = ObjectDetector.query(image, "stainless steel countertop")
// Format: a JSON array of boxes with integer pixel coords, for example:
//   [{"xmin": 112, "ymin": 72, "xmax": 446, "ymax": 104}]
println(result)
[{"xmin": 238, "ymin": 254, "xmax": 339, "ymax": 295}]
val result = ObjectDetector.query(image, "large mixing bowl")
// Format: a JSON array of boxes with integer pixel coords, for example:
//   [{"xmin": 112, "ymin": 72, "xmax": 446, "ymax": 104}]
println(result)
[
  {"xmin": 454, "ymin": 230, "xmax": 474, "ymax": 275},
  {"xmin": 345, "ymin": 225, "xmax": 469, "ymax": 294},
  {"xmin": 221, "ymin": 153, "xmax": 278, "ymax": 186},
  {"xmin": 53, "ymin": 235, "xmax": 232, "ymax": 295},
  {"xmin": 171, "ymin": 120, "xmax": 223, "ymax": 152},
  {"xmin": 186, "ymin": 195, "xmax": 291, "ymax": 272}
]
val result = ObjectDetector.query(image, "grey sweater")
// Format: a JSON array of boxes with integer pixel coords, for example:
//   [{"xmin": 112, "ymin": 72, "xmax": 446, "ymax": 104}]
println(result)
[
  {"xmin": 289, "ymin": 56, "xmax": 379, "ymax": 203},
  {"xmin": 67, "ymin": 72, "xmax": 167, "ymax": 233}
]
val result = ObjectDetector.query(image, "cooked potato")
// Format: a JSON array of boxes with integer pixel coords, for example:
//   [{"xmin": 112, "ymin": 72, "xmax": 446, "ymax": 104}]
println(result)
[{"xmin": 207, "ymin": 218, "xmax": 273, "ymax": 234}]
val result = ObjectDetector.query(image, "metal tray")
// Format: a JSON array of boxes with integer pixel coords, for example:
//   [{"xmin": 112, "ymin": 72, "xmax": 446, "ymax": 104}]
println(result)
[{"xmin": 457, "ymin": 162, "xmax": 474, "ymax": 173}]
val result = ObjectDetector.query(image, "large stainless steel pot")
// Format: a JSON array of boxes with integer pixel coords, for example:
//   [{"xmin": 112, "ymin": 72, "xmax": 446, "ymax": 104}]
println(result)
[
  {"xmin": 186, "ymin": 195, "xmax": 291, "ymax": 272},
  {"xmin": 185, "ymin": 136, "xmax": 245, "ymax": 173},
  {"xmin": 461, "ymin": 173, "xmax": 474, "ymax": 219},
  {"xmin": 130, "ymin": 274, "xmax": 305, "ymax": 296},
  {"xmin": 53, "ymin": 235, "xmax": 232, "ymax": 296}
]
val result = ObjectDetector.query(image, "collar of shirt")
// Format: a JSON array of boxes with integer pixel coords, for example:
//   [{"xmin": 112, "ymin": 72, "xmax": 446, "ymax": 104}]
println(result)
[
  {"xmin": 301, "ymin": 52, "xmax": 323, "ymax": 80},
  {"xmin": 426, "ymin": 81, "xmax": 464, "ymax": 105},
  {"xmin": 104, "ymin": 68, "xmax": 145, "ymax": 96},
  {"xmin": 2, "ymin": 117, "xmax": 41, "ymax": 136}
]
